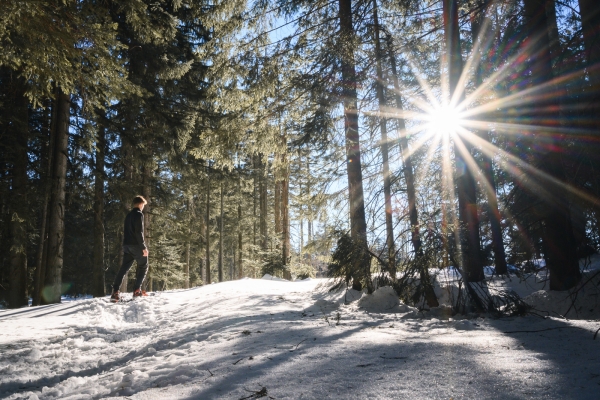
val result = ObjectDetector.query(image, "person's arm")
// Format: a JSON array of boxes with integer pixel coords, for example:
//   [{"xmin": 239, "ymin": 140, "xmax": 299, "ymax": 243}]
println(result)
[{"xmin": 134, "ymin": 212, "xmax": 147, "ymax": 250}]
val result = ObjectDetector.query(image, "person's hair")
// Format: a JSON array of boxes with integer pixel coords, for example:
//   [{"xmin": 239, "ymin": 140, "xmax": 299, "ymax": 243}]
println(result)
[{"xmin": 132, "ymin": 196, "xmax": 147, "ymax": 206}]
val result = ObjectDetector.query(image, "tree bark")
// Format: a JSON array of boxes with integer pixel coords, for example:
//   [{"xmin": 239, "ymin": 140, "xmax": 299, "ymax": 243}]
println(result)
[
  {"xmin": 281, "ymin": 135, "xmax": 292, "ymax": 280},
  {"xmin": 339, "ymin": 0, "xmax": 371, "ymax": 292},
  {"xmin": 185, "ymin": 198, "xmax": 191, "ymax": 289},
  {"xmin": 118, "ymin": 230, "xmax": 126, "ymax": 292},
  {"xmin": 372, "ymin": 0, "xmax": 397, "ymax": 278},
  {"xmin": 8, "ymin": 81, "xmax": 29, "ymax": 308},
  {"xmin": 578, "ymin": 0, "xmax": 600, "ymax": 197},
  {"xmin": 218, "ymin": 178, "xmax": 224, "ymax": 282},
  {"xmin": 141, "ymin": 162, "xmax": 152, "ymax": 290},
  {"xmin": 274, "ymin": 176, "xmax": 281, "ymax": 238},
  {"xmin": 33, "ymin": 101, "xmax": 53, "ymax": 307},
  {"xmin": 259, "ymin": 155, "xmax": 268, "ymax": 252},
  {"xmin": 470, "ymin": 0, "xmax": 508, "ymax": 275},
  {"xmin": 42, "ymin": 87, "xmax": 70, "ymax": 304},
  {"xmin": 544, "ymin": 0, "xmax": 561, "ymax": 68},
  {"xmin": 523, "ymin": 0, "xmax": 580, "ymax": 290},
  {"xmin": 443, "ymin": 0, "xmax": 484, "ymax": 283},
  {"xmin": 338, "ymin": 0, "xmax": 368, "ymax": 242},
  {"xmin": 253, "ymin": 155, "xmax": 258, "ymax": 251},
  {"xmin": 307, "ymin": 159, "xmax": 313, "ymax": 243},
  {"xmin": 299, "ymin": 177, "xmax": 304, "ymax": 251},
  {"xmin": 92, "ymin": 123, "xmax": 106, "ymax": 297},
  {"xmin": 238, "ymin": 169, "xmax": 243, "ymax": 279},
  {"xmin": 119, "ymin": 139, "xmax": 133, "ymax": 293},
  {"xmin": 205, "ymin": 166, "xmax": 211, "ymax": 284},
  {"xmin": 578, "ymin": 0, "xmax": 600, "ymax": 87}
]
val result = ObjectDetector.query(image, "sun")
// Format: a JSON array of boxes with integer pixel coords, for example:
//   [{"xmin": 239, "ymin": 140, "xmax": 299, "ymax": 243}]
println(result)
[{"xmin": 425, "ymin": 104, "xmax": 464, "ymax": 138}]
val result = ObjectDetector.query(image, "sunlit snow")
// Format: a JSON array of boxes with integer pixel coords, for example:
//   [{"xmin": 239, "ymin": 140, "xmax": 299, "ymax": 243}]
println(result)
[{"xmin": 1, "ymin": 273, "xmax": 599, "ymax": 399}]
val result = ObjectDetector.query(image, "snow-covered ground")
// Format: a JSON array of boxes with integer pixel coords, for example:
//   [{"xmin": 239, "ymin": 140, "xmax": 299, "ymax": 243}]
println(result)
[{"xmin": 1, "ymin": 274, "xmax": 600, "ymax": 399}]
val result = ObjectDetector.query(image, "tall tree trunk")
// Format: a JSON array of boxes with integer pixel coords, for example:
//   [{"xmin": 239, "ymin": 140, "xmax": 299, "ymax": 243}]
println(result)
[
  {"xmin": 8, "ymin": 81, "xmax": 29, "ymax": 308},
  {"xmin": 578, "ymin": 0, "xmax": 600, "ymax": 200},
  {"xmin": 118, "ymin": 230, "xmax": 126, "ymax": 292},
  {"xmin": 218, "ymin": 178, "xmax": 224, "ymax": 282},
  {"xmin": 238, "ymin": 169, "xmax": 243, "ymax": 279},
  {"xmin": 230, "ymin": 250, "xmax": 234, "ymax": 280},
  {"xmin": 388, "ymin": 37, "xmax": 438, "ymax": 307},
  {"xmin": 523, "ymin": 0, "xmax": 580, "ymax": 290},
  {"xmin": 274, "ymin": 177, "xmax": 281, "ymax": 238},
  {"xmin": 443, "ymin": 0, "xmax": 484, "ymax": 282},
  {"xmin": 119, "ymin": 139, "xmax": 133, "ymax": 293},
  {"xmin": 92, "ymin": 124, "xmax": 106, "ymax": 297},
  {"xmin": 544, "ymin": 0, "xmax": 561, "ymax": 67},
  {"xmin": 259, "ymin": 156, "xmax": 268, "ymax": 252},
  {"xmin": 253, "ymin": 155, "xmax": 258, "ymax": 251},
  {"xmin": 205, "ymin": 166, "xmax": 211, "ymax": 284},
  {"xmin": 339, "ymin": 0, "xmax": 371, "ymax": 292},
  {"xmin": 372, "ymin": 0, "xmax": 397, "ymax": 278},
  {"xmin": 470, "ymin": 0, "xmax": 508, "ymax": 275},
  {"xmin": 281, "ymin": 135, "xmax": 292, "ymax": 280},
  {"xmin": 33, "ymin": 101, "xmax": 53, "ymax": 306},
  {"xmin": 307, "ymin": 160, "xmax": 313, "ymax": 243},
  {"xmin": 42, "ymin": 87, "xmax": 70, "ymax": 304},
  {"xmin": 307, "ymin": 159, "xmax": 313, "ymax": 244},
  {"xmin": 141, "ymin": 162, "xmax": 152, "ymax": 290},
  {"xmin": 185, "ymin": 198, "xmax": 191, "ymax": 289},
  {"xmin": 299, "ymin": 178, "xmax": 304, "ymax": 251},
  {"xmin": 578, "ymin": 0, "xmax": 600, "ymax": 88}
]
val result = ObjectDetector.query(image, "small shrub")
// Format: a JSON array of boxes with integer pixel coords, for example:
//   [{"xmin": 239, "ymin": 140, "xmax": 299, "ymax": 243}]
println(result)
[
  {"xmin": 327, "ymin": 232, "xmax": 373, "ymax": 293},
  {"xmin": 260, "ymin": 250, "xmax": 290, "ymax": 278}
]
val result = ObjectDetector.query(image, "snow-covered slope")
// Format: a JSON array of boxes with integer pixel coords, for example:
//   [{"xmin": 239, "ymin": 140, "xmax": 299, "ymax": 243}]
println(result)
[{"xmin": 1, "ymin": 278, "xmax": 599, "ymax": 399}]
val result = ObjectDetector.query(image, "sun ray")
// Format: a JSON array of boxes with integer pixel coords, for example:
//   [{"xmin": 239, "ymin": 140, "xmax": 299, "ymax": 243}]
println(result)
[{"xmin": 457, "ymin": 127, "xmax": 600, "ymax": 209}]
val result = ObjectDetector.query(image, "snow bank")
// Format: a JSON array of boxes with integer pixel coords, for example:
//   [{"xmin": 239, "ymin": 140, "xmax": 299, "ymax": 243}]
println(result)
[
  {"xmin": 522, "ymin": 271, "xmax": 600, "ymax": 319},
  {"xmin": 261, "ymin": 274, "xmax": 288, "ymax": 282},
  {"xmin": 357, "ymin": 286, "xmax": 414, "ymax": 313}
]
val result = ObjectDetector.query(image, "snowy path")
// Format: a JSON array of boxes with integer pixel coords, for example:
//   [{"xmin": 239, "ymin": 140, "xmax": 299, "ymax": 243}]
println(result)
[{"xmin": 1, "ymin": 278, "xmax": 599, "ymax": 399}]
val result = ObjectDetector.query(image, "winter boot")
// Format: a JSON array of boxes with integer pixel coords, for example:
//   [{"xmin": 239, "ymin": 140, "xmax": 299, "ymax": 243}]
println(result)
[
  {"xmin": 110, "ymin": 290, "xmax": 121, "ymax": 303},
  {"xmin": 133, "ymin": 289, "xmax": 148, "ymax": 298}
]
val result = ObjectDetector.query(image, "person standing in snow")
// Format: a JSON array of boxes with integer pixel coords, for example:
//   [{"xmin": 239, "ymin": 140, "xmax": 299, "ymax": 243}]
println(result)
[{"xmin": 110, "ymin": 196, "xmax": 150, "ymax": 302}]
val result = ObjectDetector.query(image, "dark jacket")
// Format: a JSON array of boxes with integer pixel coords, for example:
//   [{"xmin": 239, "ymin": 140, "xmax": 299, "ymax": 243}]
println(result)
[{"xmin": 123, "ymin": 207, "xmax": 147, "ymax": 249}]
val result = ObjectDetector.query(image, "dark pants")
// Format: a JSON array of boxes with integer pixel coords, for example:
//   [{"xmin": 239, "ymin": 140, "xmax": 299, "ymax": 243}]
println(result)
[{"xmin": 112, "ymin": 245, "xmax": 148, "ymax": 292}]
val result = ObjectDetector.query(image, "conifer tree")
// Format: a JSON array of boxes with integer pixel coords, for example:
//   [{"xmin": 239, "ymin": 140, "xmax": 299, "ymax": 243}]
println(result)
[
  {"xmin": 522, "ymin": 0, "xmax": 580, "ymax": 290},
  {"xmin": 443, "ymin": 0, "xmax": 484, "ymax": 283}
]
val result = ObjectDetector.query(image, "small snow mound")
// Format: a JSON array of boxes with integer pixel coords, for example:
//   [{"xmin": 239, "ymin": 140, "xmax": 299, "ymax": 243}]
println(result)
[
  {"xmin": 304, "ymin": 299, "xmax": 339, "ymax": 314},
  {"xmin": 261, "ymin": 274, "xmax": 287, "ymax": 281},
  {"xmin": 27, "ymin": 348, "xmax": 42, "ymax": 362},
  {"xmin": 454, "ymin": 320, "xmax": 477, "ymax": 331},
  {"xmin": 343, "ymin": 288, "xmax": 363, "ymax": 303},
  {"xmin": 523, "ymin": 272, "xmax": 600, "ymax": 319},
  {"xmin": 357, "ymin": 286, "xmax": 400, "ymax": 312},
  {"xmin": 427, "ymin": 304, "xmax": 454, "ymax": 320}
]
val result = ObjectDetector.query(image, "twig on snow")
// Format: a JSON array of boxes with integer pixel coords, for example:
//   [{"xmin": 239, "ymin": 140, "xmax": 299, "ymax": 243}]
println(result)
[
  {"xmin": 240, "ymin": 386, "xmax": 274, "ymax": 399},
  {"xmin": 293, "ymin": 338, "xmax": 307, "ymax": 350},
  {"xmin": 503, "ymin": 326, "xmax": 584, "ymax": 334}
]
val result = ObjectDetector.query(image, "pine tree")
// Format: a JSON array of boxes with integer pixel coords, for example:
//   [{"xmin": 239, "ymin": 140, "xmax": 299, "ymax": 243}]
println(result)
[
  {"xmin": 443, "ymin": 0, "xmax": 484, "ymax": 283},
  {"xmin": 522, "ymin": 0, "xmax": 580, "ymax": 290}
]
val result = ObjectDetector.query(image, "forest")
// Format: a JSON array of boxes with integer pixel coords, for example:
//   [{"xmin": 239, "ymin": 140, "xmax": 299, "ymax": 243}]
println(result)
[{"xmin": 1, "ymin": 0, "xmax": 599, "ymax": 310}]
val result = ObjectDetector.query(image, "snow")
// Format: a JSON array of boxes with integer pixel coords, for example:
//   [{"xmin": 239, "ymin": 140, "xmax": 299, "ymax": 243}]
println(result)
[{"xmin": 1, "ymin": 277, "xmax": 600, "ymax": 399}]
